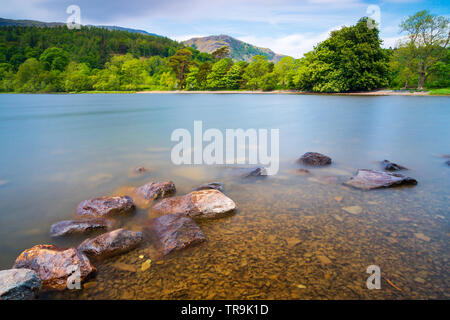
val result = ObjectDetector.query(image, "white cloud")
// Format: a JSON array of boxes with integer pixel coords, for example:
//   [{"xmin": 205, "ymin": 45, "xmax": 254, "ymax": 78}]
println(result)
[{"xmin": 238, "ymin": 26, "xmax": 341, "ymax": 58}]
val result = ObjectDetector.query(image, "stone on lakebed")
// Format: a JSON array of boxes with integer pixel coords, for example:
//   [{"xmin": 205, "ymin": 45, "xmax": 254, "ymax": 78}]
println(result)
[
  {"xmin": 298, "ymin": 152, "xmax": 332, "ymax": 166},
  {"xmin": 0, "ymin": 268, "xmax": 41, "ymax": 300},
  {"xmin": 76, "ymin": 196, "xmax": 135, "ymax": 218},
  {"xmin": 50, "ymin": 218, "xmax": 115, "ymax": 237},
  {"xmin": 381, "ymin": 160, "xmax": 408, "ymax": 171},
  {"xmin": 78, "ymin": 228, "xmax": 143, "ymax": 260},
  {"xmin": 344, "ymin": 169, "xmax": 417, "ymax": 190},
  {"xmin": 144, "ymin": 213, "xmax": 206, "ymax": 256},
  {"xmin": 152, "ymin": 189, "xmax": 236, "ymax": 219},
  {"xmin": 13, "ymin": 244, "xmax": 95, "ymax": 291},
  {"xmin": 133, "ymin": 181, "xmax": 176, "ymax": 201}
]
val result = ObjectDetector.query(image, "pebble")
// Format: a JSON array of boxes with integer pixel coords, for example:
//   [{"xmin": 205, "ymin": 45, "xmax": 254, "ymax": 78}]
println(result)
[{"xmin": 342, "ymin": 206, "xmax": 362, "ymax": 215}]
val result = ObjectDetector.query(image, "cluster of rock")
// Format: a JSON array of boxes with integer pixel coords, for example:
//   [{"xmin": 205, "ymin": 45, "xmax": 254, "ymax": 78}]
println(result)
[
  {"xmin": 0, "ymin": 175, "xmax": 238, "ymax": 299},
  {"xmin": 0, "ymin": 152, "xmax": 424, "ymax": 299}
]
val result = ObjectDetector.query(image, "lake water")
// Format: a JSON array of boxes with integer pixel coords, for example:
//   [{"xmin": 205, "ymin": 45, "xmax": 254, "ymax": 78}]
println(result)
[{"xmin": 0, "ymin": 93, "xmax": 449, "ymax": 299}]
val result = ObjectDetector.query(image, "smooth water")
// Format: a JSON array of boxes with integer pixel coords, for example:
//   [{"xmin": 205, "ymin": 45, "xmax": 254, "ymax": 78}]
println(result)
[{"xmin": 0, "ymin": 93, "xmax": 448, "ymax": 299}]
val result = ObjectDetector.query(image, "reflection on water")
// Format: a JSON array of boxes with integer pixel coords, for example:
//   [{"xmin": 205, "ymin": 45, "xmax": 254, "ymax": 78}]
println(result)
[{"xmin": 0, "ymin": 94, "xmax": 449, "ymax": 299}]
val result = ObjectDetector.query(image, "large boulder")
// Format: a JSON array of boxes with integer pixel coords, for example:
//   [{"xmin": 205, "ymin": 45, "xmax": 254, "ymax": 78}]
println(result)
[
  {"xmin": 78, "ymin": 228, "xmax": 143, "ymax": 260},
  {"xmin": 298, "ymin": 152, "xmax": 332, "ymax": 166},
  {"xmin": 76, "ymin": 196, "xmax": 135, "ymax": 218},
  {"xmin": 0, "ymin": 269, "xmax": 41, "ymax": 300},
  {"xmin": 13, "ymin": 245, "xmax": 95, "ymax": 291},
  {"xmin": 381, "ymin": 160, "xmax": 407, "ymax": 171},
  {"xmin": 344, "ymin": 169, "xmax": 417, "ymax": 190},
  {"xmin": 50, "ymin": 218, "xmax": 115, "ymax": 237},
  {"xmin": 192, "ymin": 182, "xmax": 225, "ymax": 192},
  {"xmin": 152, "ymin": 189, "xmax": 236, "ymax": 219},
  {"xmin": 144, "ymin": 213, "xmax": 206, "ymax": 255},
  {"xmin": 133, "ymin": 181, "xmax": 176, "ymax": 201}
]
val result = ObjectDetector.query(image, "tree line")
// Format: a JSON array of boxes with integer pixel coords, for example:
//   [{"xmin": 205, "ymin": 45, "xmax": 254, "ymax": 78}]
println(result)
[{"xmin": 0, "ymin": 11, "xmax": 448, "ymax": 93}]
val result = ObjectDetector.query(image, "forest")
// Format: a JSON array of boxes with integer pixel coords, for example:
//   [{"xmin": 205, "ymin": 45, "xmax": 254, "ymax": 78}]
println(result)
[{"xmin": 0, "ymin": 11, "xmax": 448, "ymax": 93}]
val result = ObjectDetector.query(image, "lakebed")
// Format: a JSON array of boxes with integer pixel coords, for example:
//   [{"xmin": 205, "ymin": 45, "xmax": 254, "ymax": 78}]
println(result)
[{"xmin": 0, "ymin": 93, "xmax": 448, "ymax": 299}]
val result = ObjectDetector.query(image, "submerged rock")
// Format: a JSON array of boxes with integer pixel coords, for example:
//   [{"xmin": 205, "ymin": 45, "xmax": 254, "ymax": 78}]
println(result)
[
  {"xmin": 381, "ymin": 160, "xmax": 408, "ymax": 171},
  {"xmin": 144, "ymin": 213, "xmax": 206, "ymax": 255},
  {"xmin": 152, "ymin": 189, "xmax": 236, "ymax": 219},
  {"xmin": 344, "ymin": 169, "xmax": 417, "ymax": 190},
  {"xmin": 0, "ymin": 269, "xmax": 41, "ymax": 300},
  {"xmin": 76, "ymin": 196, "xmax": 135, "ymax": 218},
  {"xmin": 134, "ymin": 167, "xmax": 148, "ymax": 174},
  {"xmin": 50, "ymin": 218, "xmax": 115, "ymax": 237},
  {"xmin": 446, "ymin": 160, "xmax": 450, "ymax": 166},
  {"xmin": 13, "ymin": 244, "xmax": 95, "ymax": 290},
  {"xmin": 243, "ymin": 167, "xmax": 267, "ymax": 177},
  {"xmin": 133, "ymin": 181, "xmax": 176, "ymax": 201},
  {"xmin": 78, "ymin": 228, "xmax": 143, "ymax": 260},
  {"xmin": 296, "ymin": 169, "xmax": 311, "ymax": 176},
  {"xmin": 192, "ymin": 182, "xmax": 225, "ymax": 192},
  {"xmin": 298, "ymin": 152, "xmax": 332, "ymax": 166}
]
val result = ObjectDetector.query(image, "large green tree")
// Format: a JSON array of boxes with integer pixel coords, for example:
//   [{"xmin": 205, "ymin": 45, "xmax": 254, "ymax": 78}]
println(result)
[
  {"xmin": 294, "ymin": 17, "xmax": 389, "ymax": 92},
  {"xmin": 399, "ymin": 10, "xmax": 449, "ymax": 89}
]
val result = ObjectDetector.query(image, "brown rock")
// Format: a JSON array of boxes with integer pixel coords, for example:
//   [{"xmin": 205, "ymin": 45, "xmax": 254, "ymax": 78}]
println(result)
[
  {"xmin": 135, "ymin": 167, "xmax": 148, "ymax": 174},
  {"xmin": 192, "ymin": 182, "xmax": 224, "ymax": 192},
  {"xmin": 344, "ymin": 169, "xmax": 417, "ymax": 190},
  {"xmin": 152, "ymin": 189, "xmax": 236, "ymax": 219},
  {"xmin": 50, "ymin": 218, "xmax": 115, "ymax": 237},
  {"xmin": 144, "ymin": 213, "xmax": 206, "ymax": 255},
  {"xmin": 12, "ymin": 245, "xmax": 95, "ymax": 291},
  {"xmin": 76, "ymin": 196, "xmax": 135, "ymax": 218},
  {"xmin": 77, "ymin": 228, "xmax": 143, "ymax": 260},
  {"xmin": 381, "ymin": 160, "xmax": 408, "ymax": 171},
  {"xmin": 298, "ymin": 152, "xmax": 332, "ymax": 166},
  {"xmin": 133, "ymin": 181, "xmax": 176, "ymax": 201}
]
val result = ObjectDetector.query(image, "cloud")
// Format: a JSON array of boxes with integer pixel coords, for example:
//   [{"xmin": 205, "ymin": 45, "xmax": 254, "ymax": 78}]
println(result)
[{"xmin": 238, "ymin": 26, "xmax": 341, "ymax": 58}]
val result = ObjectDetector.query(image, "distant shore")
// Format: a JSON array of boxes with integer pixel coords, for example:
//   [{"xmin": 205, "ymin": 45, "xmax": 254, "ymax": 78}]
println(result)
[
  {"xmin": 2, "ymin": 89, "xmax": 448, "ymax": 96},
  {"xmin": 136, "ymin": 89, "xmax": 446, "ymax": 96}
]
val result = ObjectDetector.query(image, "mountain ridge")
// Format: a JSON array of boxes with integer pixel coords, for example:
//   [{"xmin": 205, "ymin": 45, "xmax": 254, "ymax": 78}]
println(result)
[
  {"xmin": 183, "ymin": 35, "xmax": 286, "ymax": 62},
  {"xmin": 0, "ymin": 18, "xmax": 161, "ymax": 37}
]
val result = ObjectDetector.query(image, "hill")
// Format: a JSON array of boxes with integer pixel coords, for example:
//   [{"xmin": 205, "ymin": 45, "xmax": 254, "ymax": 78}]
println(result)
[
  {"xmin": 183, "ymin": 35, "xmax": 286, "ymax": 62},
  {"xmin": 0, "ymin": 18, "xmax": 161, "ymax": 37}
]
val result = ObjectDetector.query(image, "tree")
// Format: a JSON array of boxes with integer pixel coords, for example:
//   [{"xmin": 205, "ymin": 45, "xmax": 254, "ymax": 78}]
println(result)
[
  {"xmin": 399, "ymin": 10, "xmax": 449, "ymax": 89},
  {"xmin": 225, "ymin": 61, "xmax": 247, "ymax": 89},
  {"xmin": 39, "ymin": 47, "xmax": 69, "ymax": 71},
  {"xmin": 168, "ymin": 48, "xmax": 194, "ymax": 88},
  {"xmin": 242, "ymin": 55, "xmax": 272, "ymax": 90},
  {"xmin": 294, "ymin": 17, "xmax": 389, "ymax": 92},
  {"xmin": 207, "ymin": 58, "xmax": 233, "ymax": 89},
  {"xmin": 211, "ymin": 46, "xmax": 230, "ymax": 60}
]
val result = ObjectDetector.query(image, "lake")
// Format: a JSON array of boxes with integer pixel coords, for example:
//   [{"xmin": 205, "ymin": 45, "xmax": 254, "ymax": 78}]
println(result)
[{"xmin": 0, "ymin": 93, "xmax": 449, "ymax": 299}]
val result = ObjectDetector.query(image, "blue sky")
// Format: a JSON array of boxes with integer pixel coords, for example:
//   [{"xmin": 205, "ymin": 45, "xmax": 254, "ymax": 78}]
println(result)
[{"xmin": 1, "ymin": 0, "xmax": 449, "ymax": 58}]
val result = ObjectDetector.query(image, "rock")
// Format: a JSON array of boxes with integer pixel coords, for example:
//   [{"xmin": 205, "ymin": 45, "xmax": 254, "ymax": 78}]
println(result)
[
  {"xmin": 298, "ymin": 152, "xmax": 332, "ymax": 166},
  {"xmin": 381, "ymin": 160, "xmax": 407, "ymax": 171},
  {"xmin": 0, "ymin": 269, "xmax": 41, "ymax": 300},
  {"xmin": 307, "ymin": 176, "xmax": 339, "ymax": 185},
  {"xmin": 334, "ymin": 196, "xmax": 343, "ymax": 202},
  {"xmin": 414, "ymin": 233, "xmax": 431, "ymax": 242},
  {"xmin": 50, "ymin": 218, "xmax": 115, "ymax": 237},
  {"xmin": 78, "ymin": 228, "xmax": 143, "ymax": 260},
  {"xmin": 446, "ymin": 160, "xmax": 450, "ymax": 166},
  {"xmin": 192, "ymin": 182, "xmax": 225, "ymax": 192},
  {"xmin": 144, "ymin": 213, "xmax": 206, "ymax": 255},
  {"xmin": 135, "ymin": 167, "xmax": 148, "ymax": 174},
  {"xmin": 296, "ymin": 169, "xmax": 311, "ymax": 175},
  {"xmin": 344, "ymin": 169, "xmax": 417, "ymax": 190},
  {"xmin": 133, "ymin": 181, "xmax": 176, "ymax": 200},
  {"xmin": 152, "ymin": 189, "xmax": 236, "ymax": 219},
  {"xmin": 13, "ymin": 245, "xmax": 95, "ymax": 290},
  {"xmin": 76, "ymin": 196, "xmax": 135, "ymax": 218},
  {"xmin": 243, "ymin": 167, "xmax": 267, "ymax": 177},
  {"xmin": 317, "ymin": 255, "xmax": 332, "ymax": 265},
  {"xmin": 141, "ymin": 259, "xmax": 151, "ymax": 271},
  {"xmin": 342, "ymin": 206, "xmax": 362, "ymax": 215}
]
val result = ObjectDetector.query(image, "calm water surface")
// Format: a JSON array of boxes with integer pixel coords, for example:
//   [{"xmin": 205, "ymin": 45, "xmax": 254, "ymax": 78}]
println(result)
[{"xmin": 0, "ymin": 93, "xmax": 449, "ymax": 299}]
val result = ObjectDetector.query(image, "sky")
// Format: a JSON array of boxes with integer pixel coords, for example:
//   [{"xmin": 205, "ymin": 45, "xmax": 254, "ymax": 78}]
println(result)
[{"xmin": 1, "ymin": 0, "xmax": 449, "ymax": 58}]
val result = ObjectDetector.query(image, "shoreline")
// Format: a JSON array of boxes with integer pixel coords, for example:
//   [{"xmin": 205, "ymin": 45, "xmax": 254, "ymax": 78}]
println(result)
[
  {"xmin": 136, "ymin": 89, "xmax": 446, "ymax": 96},
  {"xmin": 1, "ymin": 90, "xmax": 448, "ymax": 96}
]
